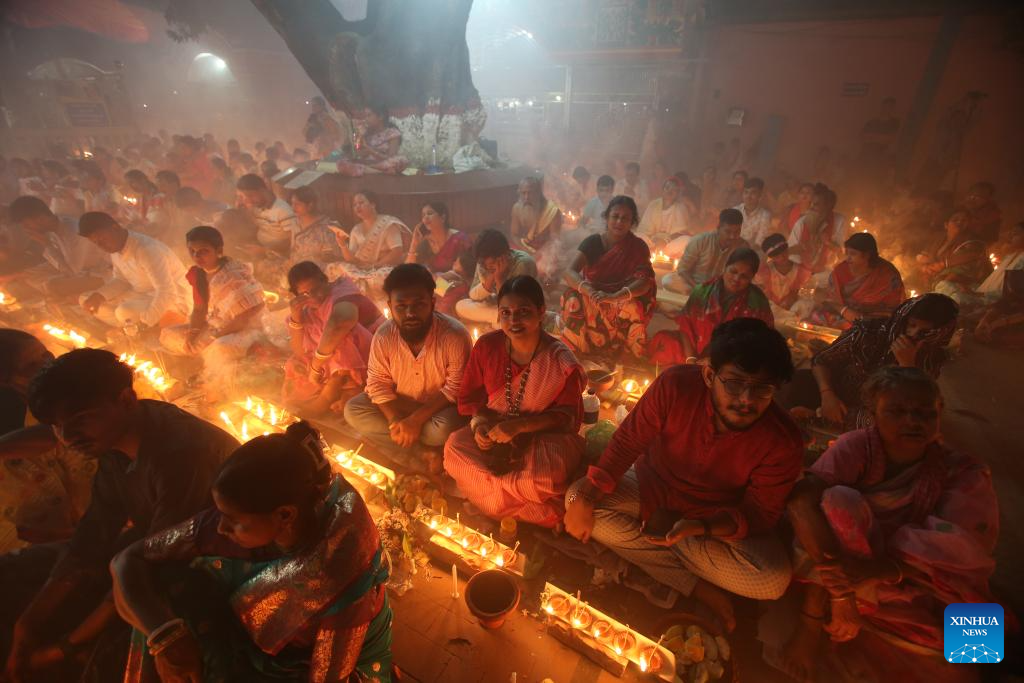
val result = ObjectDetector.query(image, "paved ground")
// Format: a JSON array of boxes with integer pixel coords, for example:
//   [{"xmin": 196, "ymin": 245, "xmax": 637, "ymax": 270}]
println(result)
[{"xmin": 387, "ymin": 335, "xmax": 1024, "ymax": 683}]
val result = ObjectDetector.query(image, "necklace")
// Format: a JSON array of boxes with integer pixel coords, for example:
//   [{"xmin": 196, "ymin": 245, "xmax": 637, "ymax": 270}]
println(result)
[{"xmin": 504, "ymin": 337, "xmax": 541, "ymax": 417}]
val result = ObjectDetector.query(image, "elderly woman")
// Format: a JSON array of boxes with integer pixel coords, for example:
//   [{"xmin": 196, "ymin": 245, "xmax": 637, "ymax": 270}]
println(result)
[
  {"xmin": 782, "ymin": 367, "xmax": 997, "ymax": 683},
  {"xmin": 561, "ymin": 195, "xmax": 656, "ymax": 359},
  {"xmin": 812, "ymin": 293, "xmax": 958, "ymax": 430},
  {"xmin": 808, "ymin": 232, "xmax": 905, "ymax": 328},
  {"xmin": 281, "ymin": 262, "xmax": 384, "ymax": 415},
  {"xmin": 406, "ymin": 201, "xmax": 473, "ymax": 314},
  {"xmin": 917, "ymin": 208, "xmax": 991, "ymax": 306},
  {"xmin": 336, "ymin": 105, "xmax": 408, "ymax": 176},
  {"xmin": 289, "ymin": 186, "xmax": 343, "ymax": 268},
  {"xmin": 444, "ymin": 276, "xmax": 585, "ymax": 527},
  {"xmin": 329, "ymin": 190, "xmax": 410, "ymax": 296},
  {"xmin": 654, "ymin": 247, "xmax": 773, "ymax": 363},
  {"xmin": 112, "ymin": 422, "xmax": 393, "ymax": 682}
]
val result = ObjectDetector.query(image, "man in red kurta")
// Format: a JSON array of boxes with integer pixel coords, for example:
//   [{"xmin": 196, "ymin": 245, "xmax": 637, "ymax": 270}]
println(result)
[{"xmin": 564, "ymin": 318, "xmax": 803, "ymax": 630}]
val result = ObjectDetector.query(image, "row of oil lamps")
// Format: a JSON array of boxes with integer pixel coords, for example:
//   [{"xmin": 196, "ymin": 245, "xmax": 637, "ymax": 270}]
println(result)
[
  {"xmin": 541, "ymin": 583, "xmax": 672, "ymax": 675},
  {"xmin": 419, "ymin": 509, "xmax": 520, "ymax": 571}
]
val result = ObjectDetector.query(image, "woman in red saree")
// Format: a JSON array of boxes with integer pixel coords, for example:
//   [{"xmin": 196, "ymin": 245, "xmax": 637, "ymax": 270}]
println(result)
[
  {"xmin": 561, "ymin": 195, "xmax": 656, "ymax": 359},
  {"xmin": 444, "ymin": 276, "xmax": 585, "ymax": 528},
  {"xmin": 781, "ymin": 367, "xmax": 998, "ymax": 683},
  {"xmin": 809, "ymin": 232, "xmax": 905, "ymax": 329},
  {"xmin": 651, "ymin": 247, "xmax": 773, "ymax": 364},
  {"xmin": 281, "ymin": 262, "xmax": 384, "ymax": 415},
  {"xmin": 406, "ymin": 201, "xmax": 474, "ymax": 315}
]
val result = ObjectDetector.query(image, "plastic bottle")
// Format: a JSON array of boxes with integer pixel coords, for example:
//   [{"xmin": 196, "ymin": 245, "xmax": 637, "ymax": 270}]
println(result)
[
  {"xmin": 614, "ymin": 404, "xmax": 629, "ymax": 425},
  {"xmin": 499, "ymin": 517, "xmax": 517, "ymax": 545},
  {"xmin": 582, "ymin": 391, "xmax": 600, "ymax": 424}
]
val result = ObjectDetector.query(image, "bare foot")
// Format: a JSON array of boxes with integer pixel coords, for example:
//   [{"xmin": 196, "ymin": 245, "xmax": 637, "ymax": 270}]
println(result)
[
  {"xmin": 692, "ymin": 579, "xmax": 736, "ymax": 633},
  {"xmin": 780, "ymin": 621, "xmax": 822, "ymax": 682},
  {"xmin": 824, "ymin": 595, "xmax": 862, "ymax": 642}
]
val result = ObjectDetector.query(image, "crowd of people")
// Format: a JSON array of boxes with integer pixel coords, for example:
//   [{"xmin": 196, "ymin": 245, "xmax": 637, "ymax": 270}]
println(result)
[{"xmin": 0, "ymin": 117, "xmax": 1017, "ymax": 682}]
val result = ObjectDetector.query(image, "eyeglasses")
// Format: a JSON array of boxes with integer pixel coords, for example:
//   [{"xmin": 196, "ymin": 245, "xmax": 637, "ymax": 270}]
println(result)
[{"xmin": 714, "ymin": 374, "xmax": 777, "ymax": 399}]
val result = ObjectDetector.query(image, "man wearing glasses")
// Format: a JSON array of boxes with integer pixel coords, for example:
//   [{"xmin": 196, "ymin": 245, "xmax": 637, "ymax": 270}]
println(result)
[{"xmin": 564, "ymin": 318, "xmax": 802, "ymax": 632}]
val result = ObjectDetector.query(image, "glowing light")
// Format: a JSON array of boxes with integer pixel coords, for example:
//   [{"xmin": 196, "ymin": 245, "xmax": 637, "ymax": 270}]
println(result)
[
  {"xmin": 383, "ymin": 306, "xmax": 390, "ymax": 320},
  {"xmin": 0, "ymin": 291, "xmax": 14, "ymax": 307},
  {"xmin": 43, "ymin": 323, "xmax": 88, "ymax": 348},
  {"xmin": 910, "ymin": 289, "xmax": 918, "ymax": 298},
  {"xmin": 620, "ymin": 379, "xmax": 639, "ymax": 394},
  {"xmin": 262, "ymin": 290, "xmax": 280, "ymax": 305},
  {"xmin": 472, "ymin": 327, "xmax": 480, "ymax": 342},
  {"xmin": 555, "ymin": 95, "xmax": 562, "ymax": 102}
]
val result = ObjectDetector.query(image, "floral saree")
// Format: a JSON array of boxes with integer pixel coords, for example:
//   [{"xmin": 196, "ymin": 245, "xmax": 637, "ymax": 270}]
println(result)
[
  {"xmin": 560, "ymin": 231, "xmax": 656, "ymax": 358},
  {"xmin": 123, "ymin": 477, "xmax": 392, "ymax": 683}
]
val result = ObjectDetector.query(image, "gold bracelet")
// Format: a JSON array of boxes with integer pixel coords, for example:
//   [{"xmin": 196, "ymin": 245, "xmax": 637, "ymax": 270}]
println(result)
[
  {"xmin": 313, "ymin": 349, "xmax": 332, "ymax": 361},
  {"xmin": 287, "ymin": 317, "xmax": 303, "ymax": 330}
]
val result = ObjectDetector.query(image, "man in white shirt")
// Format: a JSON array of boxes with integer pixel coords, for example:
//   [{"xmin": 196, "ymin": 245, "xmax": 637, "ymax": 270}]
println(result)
[
  {"xmin": 236, "ymin": 173, "xmax": 300, "ymax": 255},
  {"xmin": 615, "ymin": 162, "xmax": 650, "ymax": 214},
  {"xmin": 5, "ymin": 195, "xmax": 109, "ymax": 298},
  {"xmin": 639, "ymin": 176, "xmax": 692, "ymax": 258},
  {"xmin": 787, "ymin": 183, "xmax": 847, "ymax": 274},
  {"xmin": 78, "ymin": 212, "xmax": 191, "ymax": 330},
  {"xmin": 735, "ymin": 177, "xmax": 773, "ymax": 248},
  {"xmin": 579, "ymin": 175, "xmax": 616, "ymax": 232},
  {"xmin": 345, "ymin": 263, "xmax": 471, "ymax": 472}
]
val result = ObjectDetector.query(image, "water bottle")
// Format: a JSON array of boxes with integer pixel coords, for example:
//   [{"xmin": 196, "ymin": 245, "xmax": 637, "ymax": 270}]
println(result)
[{"xmin": 582, "ymin": 390, "xmax": 600, "ymax": 425}]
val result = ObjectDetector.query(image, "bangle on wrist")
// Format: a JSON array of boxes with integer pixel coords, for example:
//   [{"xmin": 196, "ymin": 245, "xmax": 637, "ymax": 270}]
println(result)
[
  {"xmin": 287, "ymin": 317, "xmax": 303, "ymax": 330},
  {"xmin": 313, "ymin": 349, "xmax": 332, "ymax": 361}
]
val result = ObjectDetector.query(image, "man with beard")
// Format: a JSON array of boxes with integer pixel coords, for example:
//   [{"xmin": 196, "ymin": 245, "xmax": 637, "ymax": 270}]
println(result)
[
  {"xmin": 0, "ymin": 349, "xmax": 238, "ymax": 681},
  {"xmin": 345, "ymin": 263, "xmax": 472, "ymax": 473},
  {"xmin": 564, "ymin": 318, "xmax": 802, "ymax": 631}
]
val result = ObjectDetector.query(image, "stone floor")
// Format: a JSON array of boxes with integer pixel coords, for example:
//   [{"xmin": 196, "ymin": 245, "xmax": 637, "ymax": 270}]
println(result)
[{"xmin": 384, "ymin": 334, "xmax": 1024, "ymax": 683}]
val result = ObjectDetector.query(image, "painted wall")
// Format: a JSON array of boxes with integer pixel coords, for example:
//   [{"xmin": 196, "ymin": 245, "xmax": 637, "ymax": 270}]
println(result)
[{"xmin": 691, "ymin": 14, "xmax": 1024, "ymax": 202}]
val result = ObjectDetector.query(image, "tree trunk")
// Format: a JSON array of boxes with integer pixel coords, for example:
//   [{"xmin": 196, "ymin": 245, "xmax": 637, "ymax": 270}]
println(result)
[{"xmin": 249, "ymin": 0, "xmax": 486, "ymax": 167}]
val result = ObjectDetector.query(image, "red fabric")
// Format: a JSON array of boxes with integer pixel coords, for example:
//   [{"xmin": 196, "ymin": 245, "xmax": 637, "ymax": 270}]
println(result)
[
  {"xmin": 830, "ymin": 259, "xmax": 906, "ymax": 310},
  {"xmin": 648, "ymin": 329, "xmax": 687, "ymax": 365},
  {"xmin": 185, "ymin": 265, "xmax": 208, "ymax": 309},
  {"xmin": 588, "ymin": 365, "xmax": 803, "ymax": 539},
  {"xmin": 583, "ymin": 231, "xmax": 656, "ymax": 292},
  {"xmin": 457, "ymin": 330, "xmax": 583, "ymax": 427},
  {"xmin": 781, "ymin": 202, "xmax": 804, "ymax": 234}
]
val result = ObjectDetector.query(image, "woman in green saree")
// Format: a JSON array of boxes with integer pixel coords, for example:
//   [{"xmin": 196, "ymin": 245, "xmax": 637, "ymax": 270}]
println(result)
[{"xmin": 111, "ymin": 422, "xmax": 392, "ymax": 682}]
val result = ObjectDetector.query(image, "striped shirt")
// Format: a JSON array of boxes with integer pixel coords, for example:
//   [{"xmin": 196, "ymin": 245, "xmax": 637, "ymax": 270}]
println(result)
[
  {"xmin": 207, "ymin": 259, "xmax": 265, "ymax": 330},
  {"xmin": 365, "ymin": 312, "xmax": 472, "ymax": 405}
]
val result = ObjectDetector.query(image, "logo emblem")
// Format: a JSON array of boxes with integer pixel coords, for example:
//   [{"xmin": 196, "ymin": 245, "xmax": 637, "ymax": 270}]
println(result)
[{"xmin": 944, "ymin": 603, "xmax": 1003, "ymax": 663}]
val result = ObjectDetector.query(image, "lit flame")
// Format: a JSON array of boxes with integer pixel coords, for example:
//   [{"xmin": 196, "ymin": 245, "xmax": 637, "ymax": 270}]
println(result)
[
  {"xmin": 383, "ymin": 306, "xmax": 390, "ymax": 320},
  {"xmin": 43, "ymin": 323, "xmax": 88, "ymax": 348},
  {"xmin": 544, "ymin": 603, "xmax": 554, "ymax": 614},
  {"xmin": 639, "ymin": 656, "xmax": 647, "ymax": 672},
  {"xmin": 910, "ymin": 289, "xmax": 918, "ymax": 298},
  {"xmin": 621, "ymin": 379, "xmax": 639, "ymax": 394},
  {"xmin": 495, "ymin": 553, "xmax": 505, "ymax": 567},
  {"xmin": 241, "ymin": 422, "xmax": 250, "ymax": 442},
  {"xmin": 472, "ymin": 327, "xmax": 480, "ymax": 342}
]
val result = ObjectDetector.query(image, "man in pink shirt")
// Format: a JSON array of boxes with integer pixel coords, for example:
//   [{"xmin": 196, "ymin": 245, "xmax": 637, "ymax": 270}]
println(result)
[{"xmin": 564, "ymin": 318, "xmax": 802, "ymax": 630}]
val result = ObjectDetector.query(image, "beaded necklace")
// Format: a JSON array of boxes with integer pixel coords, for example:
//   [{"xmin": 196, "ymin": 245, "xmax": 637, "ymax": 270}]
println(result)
[{"xmin": 504, "ymin": 337, "xmax": 540, "ymax": 417}]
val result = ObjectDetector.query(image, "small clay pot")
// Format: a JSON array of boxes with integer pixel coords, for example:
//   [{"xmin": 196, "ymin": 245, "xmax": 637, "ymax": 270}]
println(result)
[
  {"xmin": 464, "ymin": 569, "xmax": 521, "ymax": 629},
  {"xmin": 586, "ymin": 369, "xmax": 616, "ymax": 394}
]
